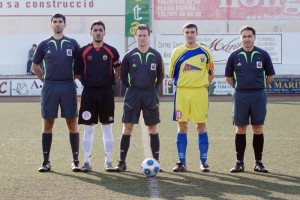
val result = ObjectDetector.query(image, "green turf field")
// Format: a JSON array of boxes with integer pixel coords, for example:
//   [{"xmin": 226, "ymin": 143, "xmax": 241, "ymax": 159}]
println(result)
[{"xmin": 0, "ymin": 101, "xmax": 299, "ymax": 199}]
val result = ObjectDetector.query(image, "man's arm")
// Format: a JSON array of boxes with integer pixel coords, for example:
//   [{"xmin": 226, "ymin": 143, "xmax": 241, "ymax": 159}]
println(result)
[
  {"xmin": 155, "ymin": 55, "xmax": 165, "ymax": 87},
  {"xmin": 74, "ymin": 48, "xmax": 83, "ymax": 81},
  {"xmin": 208, "ymin": 74, "xmax": 214, "ymax": 84},
  {"xmin": 225, "ymin": 76, "xmax": 233, "ymax": 86},
  {"xmin": 32, "ymin": 63, "xmax": 43, "ymax": 81},
  {"xmin": 120, "ymin": 56, "xmax": 130, "ymax": 87},
  {"xmin": 113, "ymin": 60, "xmax": 121, "ymax": 81},
  {"xmin": 266, "ymin": 75, "xmax": 274, "ymax": 87}
]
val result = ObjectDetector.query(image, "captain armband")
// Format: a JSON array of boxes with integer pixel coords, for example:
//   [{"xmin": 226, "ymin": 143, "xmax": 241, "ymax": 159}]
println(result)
[
  {"xmin": 113, "ymin": 61, "xmax": 121, "ymax": 68},
  {"xmin": 208, "ymin": 69, "xmax": 215, "ymax": 75}
]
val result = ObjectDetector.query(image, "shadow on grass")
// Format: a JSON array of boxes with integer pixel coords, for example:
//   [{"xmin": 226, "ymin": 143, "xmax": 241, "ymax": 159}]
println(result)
[{"xmin": 51, "ymin": 169, "xmax": 300, "ymax": 200}]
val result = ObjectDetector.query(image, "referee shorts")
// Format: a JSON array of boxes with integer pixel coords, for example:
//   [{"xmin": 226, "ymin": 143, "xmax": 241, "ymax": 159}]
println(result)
[
  {"xmin": 122, "ymin": 87, "xmax": 160, "ymax": 126},
  {"xmin": 41, "ymin": 80, "xmax": 78, "ymax": 119},
  {"xmin": 233, "ymin": 89, "xmax": 267, "ymax": 126}
]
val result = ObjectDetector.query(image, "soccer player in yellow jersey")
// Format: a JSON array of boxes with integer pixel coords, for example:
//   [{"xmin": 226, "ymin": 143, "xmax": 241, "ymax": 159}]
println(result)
[{"xmin": 169, "ymin": 23, "xmax": 215, "ymax": 172}]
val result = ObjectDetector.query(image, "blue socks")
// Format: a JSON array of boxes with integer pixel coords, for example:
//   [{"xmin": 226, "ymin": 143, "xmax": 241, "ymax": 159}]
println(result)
[
  {"xmin": 176, "ymin": 133, "xmax": 187, "ymax": 164},
  {"xmin": 176, "ymin": 132, "xmax": 209, "ymax": 164},
  {"xmin": 198, "ymin": 132, "xmax": 209, "ymax": 163}
]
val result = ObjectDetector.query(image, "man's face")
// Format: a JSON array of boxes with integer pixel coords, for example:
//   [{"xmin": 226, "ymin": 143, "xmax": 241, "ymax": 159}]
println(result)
[
  {"xmin": 32, "ymin": 46, "xmax": 37, "ymax": 52},
  {"xmin": 51, "ymin": 17, "xmax": 66, "ymax": 34},
  {"xmin": 183, "ymin": 27, "xmax": 197, "ymax": 44},
  {"xmin": 241, "ymin": 30, "xmax": 255, "ymax": 49},
  {"xmin": 91, "ymin": 24, "xmax": 106, "ymax": 43},
  {"xmin": 135, "ymin": 29, "xmax": 149, "ymax": 48}
]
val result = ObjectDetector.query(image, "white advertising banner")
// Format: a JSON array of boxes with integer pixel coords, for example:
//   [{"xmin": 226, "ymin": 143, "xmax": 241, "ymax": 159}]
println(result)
[
  {"xmin": 0, "ymin": 79, "xmax": 11, "ymax": 96},
  {"xmin": 162, "ymin": 78, "xmax": 175, "ymax": 95},
  {"xmin": 155, "ymin": 34, "xmax": 282, "ymax": 64},
  {"xmin": 11, "ymin": 79, "xmax": 44, "ymax": 96},
  {"xmin": 11, "ymin": 79, "xmax": 84, "ymax": 96},
  {"xmin": 0, "ymin": 0, "xmax": 124, "ymax": 16},
  {"xmin": 210, "ymin": 78, "xmax": 234, "ymax": 95}
]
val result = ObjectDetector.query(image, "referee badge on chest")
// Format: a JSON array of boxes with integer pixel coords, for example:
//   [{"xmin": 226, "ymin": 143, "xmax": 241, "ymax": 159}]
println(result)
[
  {"xmin": 256, "ymin": 61, "xmax": 262, "ymax": 68},
  {"xmin": 151, "ymin": 63, "xmax": 157, "ymax": 70},
  {"xmin": 66, "ymin": 49, "xmax": 72, "ymax": 56}
]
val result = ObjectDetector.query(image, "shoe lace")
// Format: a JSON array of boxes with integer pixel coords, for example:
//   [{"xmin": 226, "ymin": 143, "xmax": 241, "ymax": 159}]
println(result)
[
  {"xmin": 256, "ymin": 162, "xmax": 265, "ymax": 169},
  {"xmin": 73, "ymin": 160, "xmax": 79, "ymax": 167},
  {"xmin": 118, "ymin": 161, "xmax": 125, "ymax": 168},
  {"xmin": 202, "ymin": 163, "xmax": 209, "ymax": 168}
]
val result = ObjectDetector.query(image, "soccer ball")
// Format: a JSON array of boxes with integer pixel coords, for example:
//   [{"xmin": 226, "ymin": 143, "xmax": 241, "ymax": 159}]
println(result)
[{"xmin": 141, "ymin": 158, "xmax": 160, "ymax": 177}]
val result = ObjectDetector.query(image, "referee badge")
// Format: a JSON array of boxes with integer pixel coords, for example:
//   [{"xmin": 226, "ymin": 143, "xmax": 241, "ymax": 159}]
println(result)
[
  {"xmin": 66, "ymin": 49, "xmax": 72, "ymax": 56},
  {"xmin": 151, "ymin": 63, "xmax": 157, "ymax": 70},
  {"xmin": 256, "ymin": 61, "xmax": 262, "ymax": 68}
]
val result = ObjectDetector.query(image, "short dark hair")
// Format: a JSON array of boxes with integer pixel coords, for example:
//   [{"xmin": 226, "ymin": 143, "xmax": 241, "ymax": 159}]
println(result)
[
  {"xmin": 32, "ymin": 44, "xmax": 37, "ymax": 47},
  {"xmin": 134, "ymin": 24, "xmax": 150, "ymax": 36},
  {"xmin": 51, "ymin": 13, "xmax": 66, "ymax": 23},
  {"xmin": 182, "ymin": 23, "xmax": 198, "ymax": 32},
  {"xmin": 90, "ymin": 20, "xmax": 105, "ymax": 31},
  {"xmin": 240, "ymin": 26, "xmax": 256, "ymax": 35}
]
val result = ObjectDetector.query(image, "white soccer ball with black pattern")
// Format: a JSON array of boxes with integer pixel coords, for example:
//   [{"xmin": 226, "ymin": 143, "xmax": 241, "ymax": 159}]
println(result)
[{"xmin": 141, "ymin": 158, "xmax": 160, "ymax": 177}]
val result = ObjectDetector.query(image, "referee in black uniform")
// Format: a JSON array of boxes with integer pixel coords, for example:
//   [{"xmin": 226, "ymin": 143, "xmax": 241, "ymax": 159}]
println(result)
[
  {"xmin": 115, "ymin": 24, "xmax": 164, "ymax": 172},
  {"xmin": 225, "ymin": 26, "xmax": 275, "ymax": 173}
]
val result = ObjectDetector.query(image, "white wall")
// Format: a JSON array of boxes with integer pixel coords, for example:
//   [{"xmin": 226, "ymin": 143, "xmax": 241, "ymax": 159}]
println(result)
[
  {"xmin": 0, "ymin": 0, "xmax": 299, "ymax": 75},
  {"xmin": 0, "ymin": 33, "xmax": 125, "ymax": 75}
]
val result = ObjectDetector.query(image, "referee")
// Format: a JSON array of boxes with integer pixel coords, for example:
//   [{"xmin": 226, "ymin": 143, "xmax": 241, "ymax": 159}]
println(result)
[{"xmin": 225, "ymin": 26, "xmax": 275, "ymax": 173}]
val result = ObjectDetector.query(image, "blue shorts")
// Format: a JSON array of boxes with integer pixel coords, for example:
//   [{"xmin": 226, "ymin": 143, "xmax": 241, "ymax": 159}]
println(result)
[
  {"xmin": 233, "ymin": 89, "xmax": 267, "ymax": 126},
  {"xmin": 41, "ymin": 80, "xmax": 78, "ymax": 119},
  {"xmin": 122, "ymin": 87, "xmax": 160, "ymax": 126}
]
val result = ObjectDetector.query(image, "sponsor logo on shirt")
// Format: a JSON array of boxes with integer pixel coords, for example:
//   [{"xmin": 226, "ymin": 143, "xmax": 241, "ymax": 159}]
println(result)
[
  {"xmin": 109, "ymin": 116, "xmax": 114, "ymax": 121},
  {"xmin": 87, "ymin": 55, "xmax": 93, "ymax": 61},
  {"xmin": 151, "ymin": 63, "xmax": 157, "ymax": 70},
  {"xmin": 256, "ymin": 61, "xmax": 262, "ymax": 68},
  {"xmin": 66, "ymin": 49, "xmax": 72, "ymax": 56},
  {"xmin": 182, "ymin": 63, "xmax": 201, "ymax": 72}
]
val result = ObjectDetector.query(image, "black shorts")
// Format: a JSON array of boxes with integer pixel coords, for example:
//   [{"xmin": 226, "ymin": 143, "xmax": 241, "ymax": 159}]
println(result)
[
  {"xmin": 233, "ymin": 89, "xmax": 267, "ymax": 126},
  {"xmin": 122, "ymin": 87, "xmax": 160, "ymax": 126},
  {"xmin": 78, "ymin": 87, "xmax": 114, "ymax": 124}
]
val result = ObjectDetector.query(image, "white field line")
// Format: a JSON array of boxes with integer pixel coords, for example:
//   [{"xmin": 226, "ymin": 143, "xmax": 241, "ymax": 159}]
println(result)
[{"xmin": 140, "ymin": 115, "xmax": 161, "ymax": 200}]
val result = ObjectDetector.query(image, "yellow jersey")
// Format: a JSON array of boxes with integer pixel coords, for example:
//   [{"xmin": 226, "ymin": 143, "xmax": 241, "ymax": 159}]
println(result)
[{"xmin": 168, "ymin": 44, "xmax": 214, "ymax": 88}]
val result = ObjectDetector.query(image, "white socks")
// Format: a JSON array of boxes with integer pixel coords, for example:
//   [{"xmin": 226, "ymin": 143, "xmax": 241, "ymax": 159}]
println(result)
[
  {"xmin": 82, "ymin": 125, "xmax": 95, "ymax": 164},
  {"xmin": 83, "ymin": 124, "xmax": 114, "ymax": 164},
  {"xmin": 101, "ymin": 124, "xmax": 114, "ymax": 163}
]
